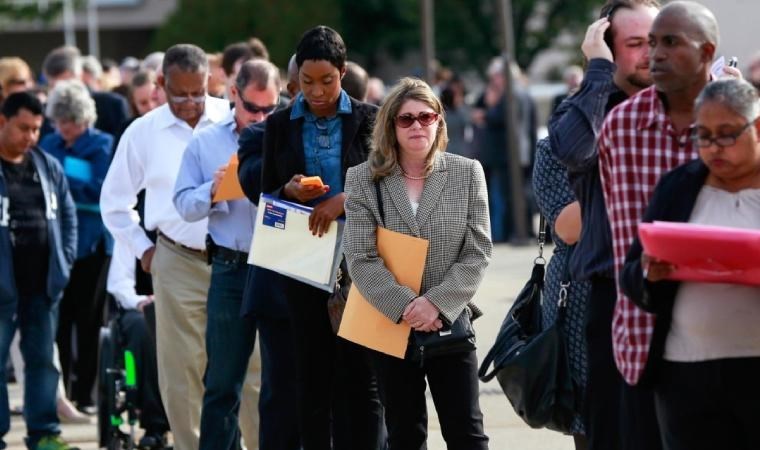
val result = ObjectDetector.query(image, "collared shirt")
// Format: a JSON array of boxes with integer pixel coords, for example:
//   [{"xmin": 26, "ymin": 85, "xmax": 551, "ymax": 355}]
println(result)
[
  {"xmin": 290, "ymin": 90, "xmax": 352, "ymax": 203},
  {"xmin": 173, "ymin": 109, "xmax": 257, "ymax": 252},
  {"xmin": 548, "ymin": 58, "xmax": 628, "ymax": 280},
  {"xmin": 598, "ymin": 85, "xmax": 699, "ymax": 385},
  {"xmin": 100, "ymin": 97, "xmax": 230, "ymax": 259},
  {"xmin": 107, "ymin": 241, "xmax": 148, "ymax": 310}
]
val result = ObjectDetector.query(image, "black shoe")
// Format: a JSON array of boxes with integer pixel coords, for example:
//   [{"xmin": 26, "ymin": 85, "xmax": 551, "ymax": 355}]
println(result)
[{"xmin": 138, "ymin": 431, "xmax": 167, "ymax": 449}]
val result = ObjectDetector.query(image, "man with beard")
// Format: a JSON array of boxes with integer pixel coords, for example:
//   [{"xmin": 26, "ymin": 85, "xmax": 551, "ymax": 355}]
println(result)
[
  {"xmin": 598, "ymin": 1, "xmax": 721, "ymax": 448},
  {"xmin": 547, "ymin": 1, "xmax": 660, "ymax": 449}
]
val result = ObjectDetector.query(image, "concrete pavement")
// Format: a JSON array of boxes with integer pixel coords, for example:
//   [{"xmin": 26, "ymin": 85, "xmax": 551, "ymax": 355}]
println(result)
[{"xmin": 5, "ymin": 243, "xmax": 576, "ymax": 450}]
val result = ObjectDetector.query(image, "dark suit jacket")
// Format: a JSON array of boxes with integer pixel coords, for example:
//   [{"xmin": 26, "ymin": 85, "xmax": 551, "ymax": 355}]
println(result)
[
  {"xmin": 92, "ymin": 91, "xmax": 130, "ymax": 140},
  {"xmin": 237, "ymin": 121, "xmax": 289, "ymax": 319},
  {"xmin": 254, "ymin": 97, "xmax": 377, "ymax": 307},
  {"xmin": 261, "ymin": 98, "xmax": 378, "ymax": 197},
  {"xmin": 620, "ymin": 158, "xmax": 708, "ymax": 383}
]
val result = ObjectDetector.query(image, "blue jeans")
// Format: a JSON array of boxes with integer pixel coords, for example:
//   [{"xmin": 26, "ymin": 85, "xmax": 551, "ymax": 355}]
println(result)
[
  {"xmin": 0, "ymin": 294, "xmax": 61, "ymax": 449},
  {"xmin": 199, "ymin": 257, "xmax": 256, "ymax": 450}
]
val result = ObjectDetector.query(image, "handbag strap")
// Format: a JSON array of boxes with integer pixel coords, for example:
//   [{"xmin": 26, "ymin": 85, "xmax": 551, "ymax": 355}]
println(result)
[
  {"xmin": 375, "ymin": 180, "xmax": 385, "ymax": 227},
  {"xmin": 536, "ymin": 215, "xmax": 547, "ymax": 264}
]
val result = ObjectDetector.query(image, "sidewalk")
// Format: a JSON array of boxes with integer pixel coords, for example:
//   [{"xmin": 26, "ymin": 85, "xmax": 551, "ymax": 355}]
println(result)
[{"xmin": 5, "ymin": 243, "xmax": 575, "ymax": 450}]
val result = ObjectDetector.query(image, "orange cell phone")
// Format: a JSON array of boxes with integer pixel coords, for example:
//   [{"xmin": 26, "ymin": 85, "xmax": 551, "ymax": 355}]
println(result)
[{"xmin": 300, "ymin": 176, "xmax": 324, "ymax": 187}]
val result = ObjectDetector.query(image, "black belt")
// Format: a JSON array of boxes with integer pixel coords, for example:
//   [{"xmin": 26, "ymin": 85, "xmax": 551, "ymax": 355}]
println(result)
[
  {"xmin": 210, "ymin": 245, "xmax": 249, "ymax": 264},
  {"xmin": 157, "ymin": 231, "xmax": 207, "ymax": 258}
]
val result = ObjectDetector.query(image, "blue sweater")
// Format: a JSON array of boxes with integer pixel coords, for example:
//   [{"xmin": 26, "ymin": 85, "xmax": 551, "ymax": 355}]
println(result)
[
  {"xmin": 0, "ymin": 147, "xmax": 77, "ymax": 314},
  {"xmin": 40, "ymin": 128, "xmax": 113, "ymax": 258}
]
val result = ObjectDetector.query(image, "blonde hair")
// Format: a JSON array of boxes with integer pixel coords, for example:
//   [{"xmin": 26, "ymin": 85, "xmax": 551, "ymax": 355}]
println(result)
[
  {"xmin": 0, "ymin": 57, "xmax": 32, "ymax": 95},
  {"xmin": 369, "ymin": 77, "xmax": 448, "ymax": 180}
]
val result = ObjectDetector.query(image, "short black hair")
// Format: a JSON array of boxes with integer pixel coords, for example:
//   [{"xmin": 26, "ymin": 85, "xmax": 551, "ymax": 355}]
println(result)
[
  {"xmin": 1, "ymin": 91, "xmax": 43, "ymax": 118},
  {"xmin": 295, "ymin": 26, "xmax": 347, "ymax": 70}
]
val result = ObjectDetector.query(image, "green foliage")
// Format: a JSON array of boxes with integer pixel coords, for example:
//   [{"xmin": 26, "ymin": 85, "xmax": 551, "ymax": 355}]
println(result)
[
  {"xmin": 151, "ymin": 0, "xmax": 343, "ymax": 68},
  {"xmin": 152, "ymin": 0, "xmax": 599, "ymax": 73},
  {"xmin": 0, "ymin": 0, "xmax": 64, "ymax": 22}
]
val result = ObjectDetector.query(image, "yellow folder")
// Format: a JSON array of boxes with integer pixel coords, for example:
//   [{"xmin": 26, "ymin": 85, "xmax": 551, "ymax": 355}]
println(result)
[
  {"xmin": 213, "ymin": 153, "xmax": 245, "ymax": 202},
  {"xmin": 338, "ymin": 227, "xmax": 429, "ymax": 358}
]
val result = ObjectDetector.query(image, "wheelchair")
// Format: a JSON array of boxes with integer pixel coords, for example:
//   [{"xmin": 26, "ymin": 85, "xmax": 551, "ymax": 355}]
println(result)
[
  {"xmin": 97, "ymin": 309, "xmax": 140, "ymax": 450},
  {"xmin": 97, "ymin": 302, "xmax": 171, "ymax": 450}
]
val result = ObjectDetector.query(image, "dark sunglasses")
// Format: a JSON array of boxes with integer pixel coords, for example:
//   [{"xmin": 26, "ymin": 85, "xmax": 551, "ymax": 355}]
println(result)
[
  {"xmin": 240, "ymin": 98, "xmax": 278, "ymax": 115},
  {"xmin": 395, "ymin": 111, "xmax": 439, "ymax": 128}
]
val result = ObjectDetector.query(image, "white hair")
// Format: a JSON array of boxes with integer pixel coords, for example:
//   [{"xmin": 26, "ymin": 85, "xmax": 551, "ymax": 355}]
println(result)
[{"xmin": 46, "ymin": 79, "xmax": 97, "ymax": 126}]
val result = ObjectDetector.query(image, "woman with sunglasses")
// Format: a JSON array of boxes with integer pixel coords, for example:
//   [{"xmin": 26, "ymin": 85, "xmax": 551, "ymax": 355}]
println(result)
[
  {"xmin": 260, "ymin": 25, "xmax": 384, "ymax": 450},
  {"xmin": 620, "ymin": 78, "xmax": 760, "ymax": 450},
  {"xmin": 343, "ymin": 77, "xmax": 492, "ymax": 449}
]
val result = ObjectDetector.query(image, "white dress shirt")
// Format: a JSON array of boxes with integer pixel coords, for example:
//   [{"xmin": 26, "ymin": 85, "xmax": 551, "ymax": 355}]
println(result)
[
  {"xmin": 100, "ymin": 97, "xmax": 229, "ymax": 258},
  {"xmin": 107, "ymin": 241, "xmax": 146, "ymax": 310}
]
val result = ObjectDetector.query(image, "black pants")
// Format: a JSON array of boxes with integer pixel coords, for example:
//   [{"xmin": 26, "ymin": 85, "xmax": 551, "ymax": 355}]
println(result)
[
  {"xmin": 57, "ymin": 247, "xmax": 109, "ymax": 406},
  {"xmin": 284, "ymin": 281, "xmax": 385, "ymax": 450},
  {"xmin": 655, "ymin": 358, "xmax": 760, "ymax": 450},
  {"xmin": 585, "ymin": 277, "xmax": 623, "ymax": 450},
  {"xmin": 118, "ymin": 307, "xmax": 169, "ymax": 433},
  {"xmin": 620, "ymin": 381, "xmax": 662, "ymax": 450},
  {"xmin": 257, "ymin": 315, "xmax": 300, "ymax": 450},
  {"xmin": 370, "ymin": 349, "xmax": 488, "ymax": 450}
]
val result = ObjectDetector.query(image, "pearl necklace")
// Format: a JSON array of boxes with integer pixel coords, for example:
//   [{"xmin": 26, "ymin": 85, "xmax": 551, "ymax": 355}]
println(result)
[{"xmin": 401, "ymin": 169, "xmax": 429, "ymax": 180}]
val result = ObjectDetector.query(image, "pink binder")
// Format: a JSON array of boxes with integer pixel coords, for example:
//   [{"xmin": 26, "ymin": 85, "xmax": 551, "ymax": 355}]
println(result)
[{"xmin": 638, "ymin": 221, "xmax": 760, "ymax": 286}]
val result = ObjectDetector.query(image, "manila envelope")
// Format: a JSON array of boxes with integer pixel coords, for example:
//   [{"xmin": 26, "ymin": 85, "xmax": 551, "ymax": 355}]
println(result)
[
  {"xmin": 338, "ymin": 227, "xmax": 429, "ymax": 358},
  {"xmin": 213, "ymin": 153, "xmax": 245, "ymax": 202}
]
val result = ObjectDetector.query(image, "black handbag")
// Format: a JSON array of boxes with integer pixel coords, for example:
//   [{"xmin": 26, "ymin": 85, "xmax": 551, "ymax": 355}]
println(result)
[
  {"xmin": 477, "ymin": 217, "xmax": 577, "ymax": 433},
  {"xmin": 326, "ymin": 259, "xmax": 351, "ymax": 334},
  {"xmin": 407, "ymin": 309, "xmax": 476, "ymax": 366}
]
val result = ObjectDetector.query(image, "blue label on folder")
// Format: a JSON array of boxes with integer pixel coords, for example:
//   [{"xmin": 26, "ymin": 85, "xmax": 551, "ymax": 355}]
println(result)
[{"xmin": 263, "ymin": 202, "xmax": 287, "ymax": 229}]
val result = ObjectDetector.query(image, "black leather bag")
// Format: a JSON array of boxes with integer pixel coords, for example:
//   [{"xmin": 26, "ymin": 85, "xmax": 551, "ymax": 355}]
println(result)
[
  {"xmin": 407, "ymin": 310, "xmax": 476, "ymax": 365},
  {"xmin": 477, "ymin": 217, "xmax": 577, "ymax": 433},
  {"xmin": 326, "ymin": 260, "xmax": 351, "ymax": 334}
]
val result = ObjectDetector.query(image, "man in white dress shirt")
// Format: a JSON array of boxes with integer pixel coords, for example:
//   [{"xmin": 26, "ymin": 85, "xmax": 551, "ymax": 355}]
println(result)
[{"xmin": 100, "ymin": 44, "xmax": 229, "ymax": 450}]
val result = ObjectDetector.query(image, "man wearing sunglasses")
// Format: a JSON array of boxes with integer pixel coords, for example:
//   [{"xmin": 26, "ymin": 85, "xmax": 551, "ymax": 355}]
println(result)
[
  {"xmin": 100, "ymin": 43, "xmax": 230, "ymax": 450},
  {"xmin": 173, "ymin": 59, "xmax": 282, "ymax": 450}
]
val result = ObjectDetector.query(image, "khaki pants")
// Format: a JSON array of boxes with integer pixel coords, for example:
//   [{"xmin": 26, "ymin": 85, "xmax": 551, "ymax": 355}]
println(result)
[{"xmin": 152, "ymin": 237, "xmax": 261, "ymax": 450}]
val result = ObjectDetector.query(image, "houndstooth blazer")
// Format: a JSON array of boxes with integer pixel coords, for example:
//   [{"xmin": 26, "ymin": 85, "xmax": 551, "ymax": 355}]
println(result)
[{"xmin": 343, "ymin": 152, "xmax": 492, "ymax": 325}]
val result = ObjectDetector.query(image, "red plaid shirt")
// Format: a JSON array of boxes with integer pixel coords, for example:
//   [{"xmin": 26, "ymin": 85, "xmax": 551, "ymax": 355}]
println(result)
[{"xmin": 598, "ymin": 86, "xmax": 699, "ymax": 385}]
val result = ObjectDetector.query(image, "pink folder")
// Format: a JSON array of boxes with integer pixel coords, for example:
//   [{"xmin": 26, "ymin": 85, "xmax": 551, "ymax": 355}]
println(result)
[{"xmin": 638, "ymin": 221, "xmax": 760, "ymax": 286}]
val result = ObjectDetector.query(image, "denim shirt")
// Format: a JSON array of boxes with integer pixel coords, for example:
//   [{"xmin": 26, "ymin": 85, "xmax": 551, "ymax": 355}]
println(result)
[
  {"xmin": 291, "ymin": 90, "xmax": 352, "ymax": 204},
  {"xmin": 547, "ymin": 58, "xmax": 628, "ymax": 281}
]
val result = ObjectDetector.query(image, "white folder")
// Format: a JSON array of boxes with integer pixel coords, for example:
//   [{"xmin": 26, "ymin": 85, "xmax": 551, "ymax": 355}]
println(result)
[{"xmin": 248, "ymin": 193, "xmax": 343, "ymax": 292}]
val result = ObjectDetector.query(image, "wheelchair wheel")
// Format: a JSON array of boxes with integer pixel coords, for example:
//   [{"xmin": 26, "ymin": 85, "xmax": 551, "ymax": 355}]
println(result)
[{"xmin": 98, "ymin": 325, "xmax": 118, "ymax": 448}]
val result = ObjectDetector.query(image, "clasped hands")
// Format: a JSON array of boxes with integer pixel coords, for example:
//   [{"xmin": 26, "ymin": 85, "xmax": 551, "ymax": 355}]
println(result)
[{"xmin": 403, "ymin": 296, "xmax": 443, "ymax": 332}]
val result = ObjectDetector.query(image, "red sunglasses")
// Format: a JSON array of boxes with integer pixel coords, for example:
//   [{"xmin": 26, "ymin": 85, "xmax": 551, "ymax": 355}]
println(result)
[{"xmin": 395, "ymin": 111, "xmax": 439, "ymax": 128}]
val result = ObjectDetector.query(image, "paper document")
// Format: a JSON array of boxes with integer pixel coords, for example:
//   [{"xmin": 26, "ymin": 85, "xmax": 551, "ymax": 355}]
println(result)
[
  {"xmin": 638, "ymin": 221, "xmax": 760, "ymax": 286},
  {"xmin": 338, "ymin": 227, "xmax": 429, "ymax": 358},
  {"xmin": 249, "ymin": 194, "xmax": 343, "ymax": 291},
  {"xmin": 213, "ymin": 154, "xmax": 245, "ymax": 202}
]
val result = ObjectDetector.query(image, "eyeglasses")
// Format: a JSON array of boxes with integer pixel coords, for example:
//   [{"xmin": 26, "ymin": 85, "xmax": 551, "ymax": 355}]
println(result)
[
  {"xmin": 165, "ymin": 82, "xmax": 206, "ymax": 104},
  {"xmin": 240, "ymin": 98, "xmax": 278, "ymax": 115},
  {"xmin": 693, "ymin": 121, "xmax": 755, "ymax": 148},
  {"xmin": 167, "ymin": 93, "xmax": 206, "ymax": 104},
  {"xmin": 395, "ymin": 111, "xmax": 439, "ymax": 128}
]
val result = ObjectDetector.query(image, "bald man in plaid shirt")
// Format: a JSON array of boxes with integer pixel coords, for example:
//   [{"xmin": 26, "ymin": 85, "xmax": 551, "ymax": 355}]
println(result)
[{"xmin": 598, "ymin": 2, "xmax": 727, "ymax": 447}]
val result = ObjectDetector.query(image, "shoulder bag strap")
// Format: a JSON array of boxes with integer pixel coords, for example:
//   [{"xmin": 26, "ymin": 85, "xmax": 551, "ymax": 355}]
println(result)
[{"xmin": 374, "ymin": 180, "xmax": 385, "ymax": 227}]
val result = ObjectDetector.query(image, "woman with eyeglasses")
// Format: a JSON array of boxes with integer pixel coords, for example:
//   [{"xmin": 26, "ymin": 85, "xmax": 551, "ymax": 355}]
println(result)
[
  {"xmin": 260, "ymin": 25, "xmax": 384, "ymax": 449},
  {"xmin": 620, "ymin": 78, "xmax": 760, "ymax": 450},
  {"xmin": 343, "ymin": 77, "xmax": 492, "ymax": 449}
]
